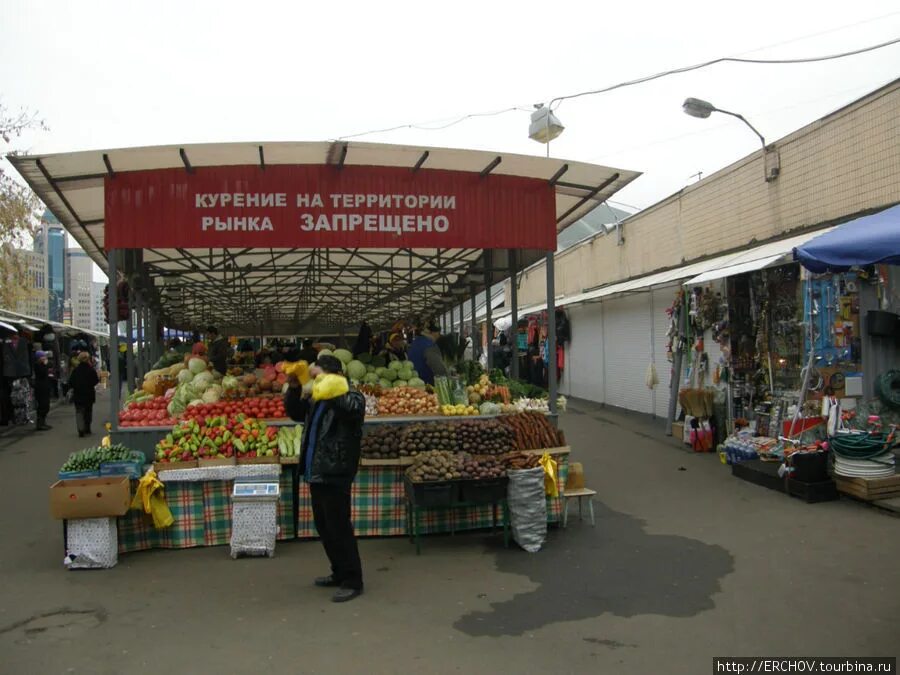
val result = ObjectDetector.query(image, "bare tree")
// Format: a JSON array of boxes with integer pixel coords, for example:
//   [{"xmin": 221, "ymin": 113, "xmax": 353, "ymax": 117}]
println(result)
[{"xmin": 0, "ymin": 100, "xmax": 48, "ymax": 310}]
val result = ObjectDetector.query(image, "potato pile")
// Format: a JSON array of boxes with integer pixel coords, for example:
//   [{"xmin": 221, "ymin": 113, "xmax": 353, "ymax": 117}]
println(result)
[
  {"xmin": 406, "ymin": 450, "xmax": 462, "ymax": 482},
  {"xmin": 361, "ymin": 426, "xmax": 400, "ymax": 459},
  {"xmin": 379, "ymin": 387, "xmax": 440, "ymax": 416},
  {"xmin": 399, "ymin": 422, "xmax": 457, "ymax": 456},
  {"xmin": 457, "ymin": 453, "xmax": 506, "ymax": 480},
  {"xmin": 456, "ymin": 419, "xmax": 514, "ymax": 455}
]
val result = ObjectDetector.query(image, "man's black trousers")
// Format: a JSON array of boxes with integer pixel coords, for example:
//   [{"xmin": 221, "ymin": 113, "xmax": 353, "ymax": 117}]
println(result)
[{"xmin": 309, "ymin": 482, "xmax": 363, "ymax": 590}]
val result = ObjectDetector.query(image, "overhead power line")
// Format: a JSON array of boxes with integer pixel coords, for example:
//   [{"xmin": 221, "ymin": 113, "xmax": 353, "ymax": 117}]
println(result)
[
  {"xmin": 333, "ymin": 35, "xmax": 900, "ymax": 141},
  {"xmin": 549, "ymin": 36, "xmax": 900, "ymax": 109}
]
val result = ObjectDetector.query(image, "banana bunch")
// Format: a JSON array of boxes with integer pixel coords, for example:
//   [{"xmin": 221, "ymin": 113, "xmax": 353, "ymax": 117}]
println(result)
[{"xmin": 277, "ymin": 424, "xmax": 303, "ymax": 457}]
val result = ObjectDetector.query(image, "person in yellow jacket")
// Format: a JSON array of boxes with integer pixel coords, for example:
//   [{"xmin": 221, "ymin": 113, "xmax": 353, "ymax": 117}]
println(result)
[{"xmin": 284, "ymin": 355, "xmax": 366, "ymax": 603}]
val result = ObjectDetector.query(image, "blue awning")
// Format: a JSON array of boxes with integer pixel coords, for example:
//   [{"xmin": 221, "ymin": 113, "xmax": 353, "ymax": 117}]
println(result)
[{"xmin": 794, "ymin": 204, "xmax": 900, "ymax": 272}]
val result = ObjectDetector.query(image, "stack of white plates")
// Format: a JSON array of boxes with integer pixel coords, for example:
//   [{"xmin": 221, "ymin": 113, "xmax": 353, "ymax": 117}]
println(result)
[{"xmin": 833, "ymin": 454, "xmax": 896, "ymax": 478}]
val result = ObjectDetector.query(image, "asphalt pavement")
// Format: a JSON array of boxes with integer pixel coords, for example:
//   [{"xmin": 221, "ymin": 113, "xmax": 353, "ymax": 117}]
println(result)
[{"xmin": 0, "ymin": 392, "xmax": 897, "ymax": 674}]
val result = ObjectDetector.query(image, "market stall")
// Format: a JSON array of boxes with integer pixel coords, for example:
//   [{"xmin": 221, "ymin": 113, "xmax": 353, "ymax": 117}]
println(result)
[
  {"xmin": 684, "ymin": 204, "xmax": 900, "ymax": 504},
  {"xmin": 13, "ymin": 141, "xmax": 638, "ymax": 556}
]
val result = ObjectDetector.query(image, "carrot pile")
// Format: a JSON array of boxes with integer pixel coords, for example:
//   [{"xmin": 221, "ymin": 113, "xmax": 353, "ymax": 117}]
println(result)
[
  {"xmin": 504, "ymin": 451, "xmax": 542, "ymax": 469},
  {"xmin": 499, "ymin": 411, "xmax": 565, "ymax": 450},
  {"xmin": 486, "ymin": 384, "xmax": 511, "ymax": 404}
]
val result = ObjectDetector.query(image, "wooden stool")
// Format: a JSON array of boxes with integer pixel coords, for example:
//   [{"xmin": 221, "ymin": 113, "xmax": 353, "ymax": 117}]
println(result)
[{"xmin": 562, "ymin": 488, "xmax": 596, "ymax": 527}]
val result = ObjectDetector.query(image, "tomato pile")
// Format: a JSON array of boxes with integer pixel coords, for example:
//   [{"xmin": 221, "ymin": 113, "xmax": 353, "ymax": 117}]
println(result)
[
  {"xmin": 118, "ymin": 397, "xmax": 178, "ymax": 427},
  {"xmin": 179, "ymin": 396, "xmax": 287, "ymax": 422}
]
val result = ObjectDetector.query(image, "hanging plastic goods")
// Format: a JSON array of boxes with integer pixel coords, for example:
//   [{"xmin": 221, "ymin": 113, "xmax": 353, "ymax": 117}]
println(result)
[{"xmin": 645, "ymin": 362, "xmax": 659, "ymax": 389}]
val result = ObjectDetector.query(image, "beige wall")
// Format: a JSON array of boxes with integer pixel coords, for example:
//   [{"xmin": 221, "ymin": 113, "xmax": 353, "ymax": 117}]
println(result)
[{"xmin": 512, "ymin": 80, "xmax": 900, "ymax": 306}]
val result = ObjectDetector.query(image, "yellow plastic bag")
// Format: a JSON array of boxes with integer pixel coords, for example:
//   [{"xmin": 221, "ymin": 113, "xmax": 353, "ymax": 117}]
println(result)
[
  {"xmin": 312, "ymin": 373, "xmax": 350, "ymax": 401},
  {"xmin": 282, "ymin": 360, "xmax": 311, "ymax": 385},
  {"xmin": 131, "ymin": 470, "xmax": 174, "ymax": 529},
  {"xmin": 539, "ymin": 452, "xmax": 559, "ymax": 498}
]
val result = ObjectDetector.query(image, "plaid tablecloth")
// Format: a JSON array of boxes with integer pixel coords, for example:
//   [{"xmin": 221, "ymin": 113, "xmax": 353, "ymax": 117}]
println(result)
[{"xmin": 118, "ymin": 459, "xmax": 567, "ymax": 553}]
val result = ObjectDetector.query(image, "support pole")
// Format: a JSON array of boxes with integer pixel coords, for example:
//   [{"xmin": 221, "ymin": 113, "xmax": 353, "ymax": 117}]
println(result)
[
  {"xmin": 470, "ymin": 286, "xmax": 477, "ymax": 362},
  {"xmin": 485, "ymin": 251, "xmax": 493, "ymax": 371},
  {"xmin": 547, "ymin": 253, "xmax": 557, "ymax": 417},
  {"xmin": 509, "ymin": 249, "xmax": 519, "ymax": 379},
  {"xmin": 135, "ymin": 292, "xmax": 144, "ymax": 382},
  {"xmin": 125, "ymin": 287, "xmax": 135, "ymax": 392},
  {"xmin": 108, "ymin": 251, "xmax": 120, "ymax": 431},
  {"xmin": 147, "ymin": 309, "xmax": 155, "ymax": 364}
]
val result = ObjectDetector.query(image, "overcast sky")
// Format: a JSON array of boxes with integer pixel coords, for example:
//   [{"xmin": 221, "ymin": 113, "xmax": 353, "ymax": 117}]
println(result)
[{"xmin": 2, "ymin": 0, "xmax": 899, "ymax": 281}]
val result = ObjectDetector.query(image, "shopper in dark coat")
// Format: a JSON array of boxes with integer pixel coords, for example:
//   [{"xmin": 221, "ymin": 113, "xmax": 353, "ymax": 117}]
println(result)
[
  {"xmin": 33, "ymin": 351, "xmax": 52, "ymax": 431},
  {"xmin": 1, "ymin": 332, "xmax": 32, "ymax": 426},
  {"xmin": 284, "ymin": 355, "xmax": 366, "ymax": 602},
  {"xmin": 68, "ymin": 352, "xmax": 99, "ymax": 437}
]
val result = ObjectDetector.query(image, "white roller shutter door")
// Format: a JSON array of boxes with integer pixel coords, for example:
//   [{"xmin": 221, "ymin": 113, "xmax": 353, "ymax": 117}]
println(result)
[
  {"xmin": 602, "ymin": 293, "xmax": 653, "ymax": 414},
  {"xmin": 562, "ymin": 303, "xmax": 604, "ymax": 403}
]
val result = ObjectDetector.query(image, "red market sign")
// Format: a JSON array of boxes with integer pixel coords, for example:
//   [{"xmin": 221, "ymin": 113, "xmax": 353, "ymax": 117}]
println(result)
[{"xmin": 104, "ymin": 165, "xmax": 557, "ymax": 250}]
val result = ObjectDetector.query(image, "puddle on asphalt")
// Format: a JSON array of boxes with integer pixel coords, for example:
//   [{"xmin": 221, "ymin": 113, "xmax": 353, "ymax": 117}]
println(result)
[
  {"xmin": 0, "ymin": 608, "xmax": 105, "ymax": 645},
  {"xmin": 454, "ymin": 502, "xmax": 734, "ymax": 637}
]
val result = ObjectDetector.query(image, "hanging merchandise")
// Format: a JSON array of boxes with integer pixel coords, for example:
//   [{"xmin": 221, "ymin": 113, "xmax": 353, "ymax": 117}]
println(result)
[
  {"xmin": 645, "ymin": 362, "xmax": 659, "ymax": 389},
  {"xmin": 11, "ymin": 378, "xmax": 36, "ymax": 425},
  {"xmin": 555, "ymin": 309, "xmax": 571, "ymax": 345}
]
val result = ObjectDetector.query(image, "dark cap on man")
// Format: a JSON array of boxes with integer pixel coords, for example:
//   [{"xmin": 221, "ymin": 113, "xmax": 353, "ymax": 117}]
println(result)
[
  {"xmin": 316, "ymin": 355, "xmax": 343, "ymax": 374},
  {"xmin": 207, "ymin": 326, "xmax": 218, "ymax": 335}
]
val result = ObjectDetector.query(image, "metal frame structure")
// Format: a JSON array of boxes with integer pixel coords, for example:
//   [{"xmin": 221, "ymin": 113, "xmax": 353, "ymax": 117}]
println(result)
[{"xmin": 8, "ymin": 140, "xmax": 640, "ymax": 430}]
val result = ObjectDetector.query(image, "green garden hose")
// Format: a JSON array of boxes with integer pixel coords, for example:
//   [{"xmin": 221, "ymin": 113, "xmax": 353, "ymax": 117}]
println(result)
[
  {"xmin": 875, "ymin": 370, "xmax": 900, "ymax": 409},
  {"xmin": 830, "ymin": 432, "xmax": 897, "ymax": 460}
]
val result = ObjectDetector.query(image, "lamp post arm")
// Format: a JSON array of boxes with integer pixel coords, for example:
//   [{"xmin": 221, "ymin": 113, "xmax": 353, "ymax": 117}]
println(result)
[{"xmin": 715, "ymin": 108, "xmax": 767, "ymax": 150}]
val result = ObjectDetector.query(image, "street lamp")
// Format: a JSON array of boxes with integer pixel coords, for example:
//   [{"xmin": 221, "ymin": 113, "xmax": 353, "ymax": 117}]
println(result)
[
  {"xmin": 529, "ymin": 104, "xmax": 564, "ymax": 157},
  {"xmin": 682, "ymin": 97, "xmax": 780, "ymax": 181}
]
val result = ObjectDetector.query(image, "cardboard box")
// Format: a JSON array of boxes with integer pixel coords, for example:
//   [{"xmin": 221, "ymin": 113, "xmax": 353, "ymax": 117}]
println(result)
[{"xmin": 49, "ymin": 476, "xmax": 131, "ymax": 520}]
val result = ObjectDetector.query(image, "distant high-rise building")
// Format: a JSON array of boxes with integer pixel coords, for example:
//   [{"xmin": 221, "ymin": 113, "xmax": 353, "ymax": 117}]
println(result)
[
  {"xmin": 66, "ymin": 247, "xmax": 93, "ymax": 329},
  {"xmin": 91, "ymin": 281, "xmax": 109, "ymax": 334},
  {"xmin": 14, "ymin": 249, "xmax": 49, "ymax": 319},
  {"xmin": 34, "ymin": 209, "xmax": 66, "ymax": 322}
]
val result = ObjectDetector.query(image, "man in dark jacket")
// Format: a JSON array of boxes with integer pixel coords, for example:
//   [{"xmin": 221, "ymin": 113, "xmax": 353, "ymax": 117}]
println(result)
[
  {"xmin": 284, "ymin": 355, "xmax": 366, "ymax": 602},
  {"xmin": 33, "ymin": 351, "xmax": 52, "ymax": 431},
  {"xmin": 68, "ymin": 352, "xmax": 99, "ymax": 437},
  {"xmin": 207, "ymin": 326, "xmax": 230, "ymax": 375},
  {"xmin": 407, "ymin": 322, "xmax": 448, "ymax": 385}
]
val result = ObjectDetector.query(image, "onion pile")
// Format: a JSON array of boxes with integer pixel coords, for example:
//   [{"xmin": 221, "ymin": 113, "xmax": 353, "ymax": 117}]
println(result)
[{"xmin": 378, "ymin": 387, "xmax": 440, "ymax": 416}]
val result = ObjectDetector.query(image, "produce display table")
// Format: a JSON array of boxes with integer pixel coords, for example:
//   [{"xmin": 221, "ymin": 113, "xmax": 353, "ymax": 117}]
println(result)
[{"xmin": 115, "ymin": 453, "xmax": 569, "ymax": 554}]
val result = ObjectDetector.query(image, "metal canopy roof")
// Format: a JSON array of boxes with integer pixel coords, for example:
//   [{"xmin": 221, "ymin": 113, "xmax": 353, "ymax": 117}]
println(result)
[{"xmin": 8, "ymin": 141, "xmax": 640, "ymax": 335}]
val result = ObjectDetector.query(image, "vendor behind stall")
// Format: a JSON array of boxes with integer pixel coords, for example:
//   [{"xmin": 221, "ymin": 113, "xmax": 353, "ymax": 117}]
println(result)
[
  {"xmin": 298, "ymin": 338, "xmax": 319, "ymax": 364},
  {"xmin": 207, "ymin": 326, "xmax": 230, "ymax": 375},
  {"xmin": 407, "ymin": 322, "xmax": 447, "ymax": 385},
  {"xmin": 380, "ymin": 333, "xmax": 407, "ymax": 362}
]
